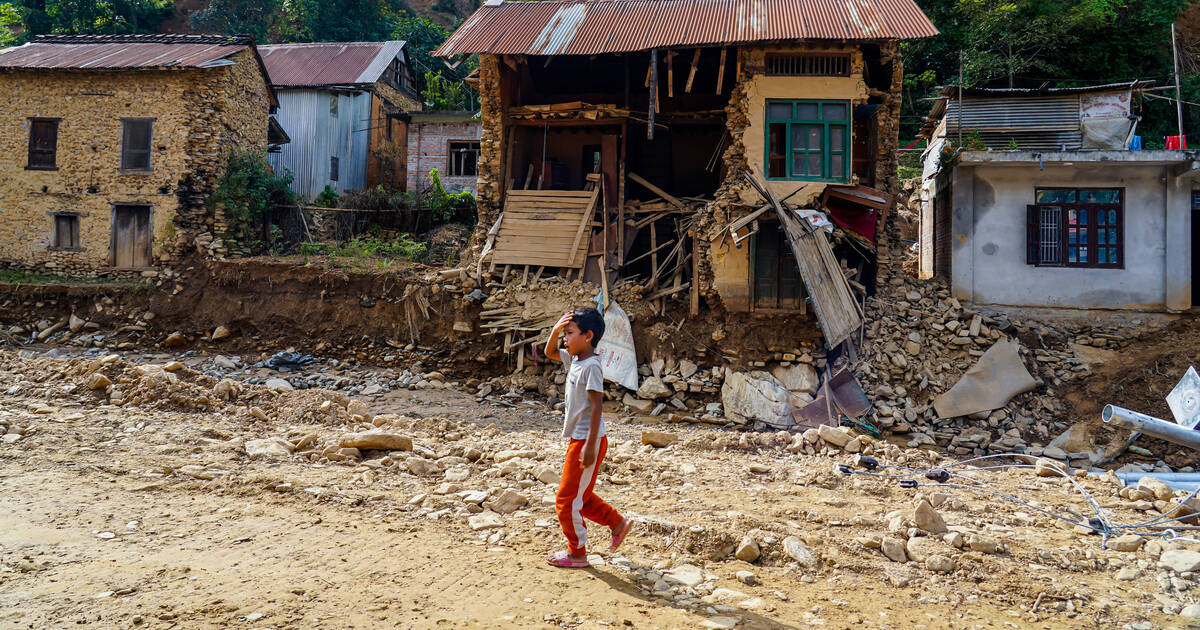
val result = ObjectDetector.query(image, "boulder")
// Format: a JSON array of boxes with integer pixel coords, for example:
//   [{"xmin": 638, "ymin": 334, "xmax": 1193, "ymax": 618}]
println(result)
[
  {"xmin": 925, "ymin": 555, "xmax": 955, "ymax": 573},
  {"xmin": 721, "ymin": 370, "xmax": 794, "ymax": 429},
  {"xmin": 468, "ymin": 512, "xmax": 503, "ymax": 530},
  {"xmin": 781, "ymin": 536, "xmax": 815, "ymax": 568},
  {"xmin": 905, "ymin": 537, "xmax": 950, "ymax": 563},
  {"xmin": 623, "ymin": 394, "xmax": 655, "ymax": 414},
  {"xmin": 663, "ymin": 564, "xmax": 704, "ymax": 587},
  {"xmin": 735, "ymin": 536, "xmax": 760, "ymax": 563},
  {"xmin": 641, "ymin": 431, "xmax": 678, "ymax": 448},
  {"xmin": 68, "ymin": 314, "xmax": 86, "ymax": 333},
  {"xmin": 1107, "ymin": 534, "xmax": 1144, "ymax": 552},
  {"xmin": 912, "ymin": 499, "xmax": 948, "ymax": 534},
  {"xmin": 679, "ymin": 360, "xmax": 699, "ymax": 379},
  {"xmin": 162, "ymin": 332, "xmax": 187, "ymax": 348},
  {"xmin": 211, "ymin": 325, "xmax": 232, "ymax": 341},
  {"xmin": 1158, "ymin": 549, "xmax": 1200, "ymax": 573},
  {"xmin": 265, "ymin": 378, "xmax": 293, "ymax": 392},
  {"xmin": 770, "ymin": 363, "xmax": 819, "ymax": 395},
  {"xmin": 86, "ymin": 373, "xmax": 111, "ymax": 391},
  {"xmin": 245, "ymin": 438, "xmax": 294, "ymax": 459},
  {"xmin": 636, "ymin": 377, "xmax": 673, "ymax": 400},
  {"xmin": 212, "ymin": 379, "xmax": 238, "ymax": 401},
  {"xmin": 881, "ymin": 537, "xmax": 907, "ymax": 563},
  {"xmin": 134, "ymin": 364, "xmax": 177, "ymax": 385},
  {"xmin": 817, "ymin": 424, "xmax": 851, "ymax": 448},
  {"xmin": 1137, "ymin": 476, "xmax": 1175, "ymax": 501},
  {"xmin": 338, "ymin": 432, "xmax": 413, "ymax": 451},
  {"xmin": 485, "ymin": 489, "xmax": 528, "ymax": 515},
  {"xmin": 346, "ymin": 399, "xmax": 370, "ymax": 419}
]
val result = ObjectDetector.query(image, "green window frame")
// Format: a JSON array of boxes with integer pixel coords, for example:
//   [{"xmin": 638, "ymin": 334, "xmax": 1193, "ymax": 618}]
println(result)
[{"xmin": 765, "ymin": 99, "xmax": 850, "ymax": 182}]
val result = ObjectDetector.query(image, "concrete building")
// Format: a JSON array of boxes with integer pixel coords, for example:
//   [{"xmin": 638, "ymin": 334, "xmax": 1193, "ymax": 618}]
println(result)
[
  {"xmin": 919, "ymin": 84, "xmax": 1197, "ymax": 311},
  {"xmin": 436, "ymin": 0, "xmax": 937, "ymax": 344},
  {"xmin": 0, "ymin": 34, "xmax": 278, "ymax": 274},
  {"xmin": 405, "ymin": 111, "xmax": 481, "ymax": 194},
  {"xmin": 259, "ymin": 41, "xmax": 422, "ymax": 198}
]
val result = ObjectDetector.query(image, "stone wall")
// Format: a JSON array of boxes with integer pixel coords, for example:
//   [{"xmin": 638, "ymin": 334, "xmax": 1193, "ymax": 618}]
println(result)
[
  {"xmin": 0, "ymin": 49, "xmax": 271, "ymax": 274},
  {"xmin": 471, "ymin": 53, "xmax": 507, "ymax": 253},
  {"xmin": 406, "ymin": 118, "xmax": 482, "ymax": 193}
]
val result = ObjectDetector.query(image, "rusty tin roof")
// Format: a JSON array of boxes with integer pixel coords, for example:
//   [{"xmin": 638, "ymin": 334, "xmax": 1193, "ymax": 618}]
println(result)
[
  {"xmin": 435, "ymin": 0, "xmax": 938, "ymax": 57},
  {"xmin": 0, "ymin": 34, "xmax": 254, "ymax": 70},
  {"xmin": 259, "ymin": 41, "xmax": 407, "ymax": 88}
]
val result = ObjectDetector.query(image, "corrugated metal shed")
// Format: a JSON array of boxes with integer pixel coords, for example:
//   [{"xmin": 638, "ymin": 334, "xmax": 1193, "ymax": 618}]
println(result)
[
  {"xmin": 268, "ymin": 90, "xmax": 372, "ymax": 197},
  {"xmin": 435, "ymin": 0, "xmax": 938, "ymax": 57},
  {"xmin": 0, "ymin": 34, "xmax": 252, "ymax": 70},
  {"xmin": 943, "ymin": 95, "xmax": 1084, "ymax": 150},
  {"xmin": 259, "ymin": 41, "xmax": 407, "ymax": 88}
]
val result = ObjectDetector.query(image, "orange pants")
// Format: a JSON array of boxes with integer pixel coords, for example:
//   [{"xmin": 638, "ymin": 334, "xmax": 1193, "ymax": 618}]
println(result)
[{"xmin": 556, "ymin": 436, "xmax": 622, "ymax": 555}]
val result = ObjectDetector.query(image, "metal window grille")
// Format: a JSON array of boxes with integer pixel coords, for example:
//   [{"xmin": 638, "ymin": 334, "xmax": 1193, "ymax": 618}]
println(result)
[
  {"xmin": 1039, "ymin": 206, "xmax": 1061, "ymax": 265},
  {"xmin": 765, "ymin": 54, "xmax": 850, "ymax": 77}
]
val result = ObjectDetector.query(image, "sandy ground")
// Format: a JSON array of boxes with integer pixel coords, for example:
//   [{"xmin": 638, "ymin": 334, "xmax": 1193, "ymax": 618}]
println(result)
[{"xmin": 0, "ymin": 348, "xmax": 1193, "ymax": 630}]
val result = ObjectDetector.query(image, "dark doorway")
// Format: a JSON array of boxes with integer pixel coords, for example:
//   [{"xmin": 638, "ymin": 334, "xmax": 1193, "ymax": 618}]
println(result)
[
  {"xmin": 1193, "ymin": 208, "xmax": 1199, "ymax": 307},
  {"xmin": 112, "ymin": 205, "xmax": 151, "ymax": 268},
  {"xmin": 753, "ymin": 220, "xmax": 805, "ymax": 310}
]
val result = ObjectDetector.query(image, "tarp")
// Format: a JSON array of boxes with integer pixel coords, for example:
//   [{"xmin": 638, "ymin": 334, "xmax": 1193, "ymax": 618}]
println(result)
[
  {"xmin": 933, "ymin": 340, "xmax": 1037, "ymax": 419},
  {"xmin": 596, "ymin": 300, "xmax": 639, "ymax": 390}
]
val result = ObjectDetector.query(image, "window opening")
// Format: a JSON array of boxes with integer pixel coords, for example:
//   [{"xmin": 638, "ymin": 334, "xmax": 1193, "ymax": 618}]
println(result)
[
  {"xmin": 121, "ymin": 119, "xmax": 153, "ymax": 171},
  {"xmin": 765, "ymin": 53, "xmax": 851, "ymax": 77},
  {"xmin": 28, "ymin": 118, "xmax": 59, "ymax": 169},
  {"xmin": 765, "ymin": 100, "xmax": 849, "ymax": 182},
  {"xmin": 330, "ymin": 156, "xmax": 339, "ymax": 182},
  {"xmin": 449, "ymin": 141, "xmax": 480, "ymax": 177},
  {"xmin": 52, "ymin": 214, "xmax": 79, "ymax": 249},
  {"xmin": 330, "ymin": 93, "xmax": 339, "ymax": 118},
  {"xmin": 1027, "ymin": 188, "xmax": 1122, "ymax": 268}
]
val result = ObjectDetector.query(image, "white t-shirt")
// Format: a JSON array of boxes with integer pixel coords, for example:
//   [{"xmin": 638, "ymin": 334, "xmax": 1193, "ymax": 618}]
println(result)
[{"xmin": 559, "ymin": 350, "xmax": 606, "ymax": 440}]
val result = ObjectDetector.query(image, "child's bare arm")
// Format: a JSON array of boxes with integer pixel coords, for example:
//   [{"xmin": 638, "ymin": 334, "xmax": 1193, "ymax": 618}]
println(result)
[
  {"xmin": 543, "ymin": 312, "xmax": 573, "ymax": 363},
  {"xmin": 581, "ymin": 389, "xmax": 604, "ymax": 467}
]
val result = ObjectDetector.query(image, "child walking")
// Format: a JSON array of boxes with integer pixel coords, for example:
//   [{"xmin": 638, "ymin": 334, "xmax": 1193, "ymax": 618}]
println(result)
[{"xmin": 543, "ymin": 307, "xmax": 632, "ymax": 568}]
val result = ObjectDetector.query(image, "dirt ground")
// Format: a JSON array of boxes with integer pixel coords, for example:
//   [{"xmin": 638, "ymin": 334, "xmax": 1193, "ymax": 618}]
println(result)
[{"xmin": 2, "ymin": 346, "xmax": 1196, "ymax": 630}]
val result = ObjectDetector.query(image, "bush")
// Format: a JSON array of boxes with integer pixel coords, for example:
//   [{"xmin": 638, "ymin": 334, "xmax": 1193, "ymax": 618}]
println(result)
[
  {"xmin": 210, "ymin": 151, "xmax": 294, "ymax": 252},
  {"xmin": 423, "ymin": 168, "xmax": 476, "ymax": 226},
  {"xmin": 295, "ymin": 234, "xmax": 428, "ymax": 263}
]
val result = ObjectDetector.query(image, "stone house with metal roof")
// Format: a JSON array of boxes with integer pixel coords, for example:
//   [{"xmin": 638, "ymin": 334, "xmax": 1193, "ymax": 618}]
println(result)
[
  {"xmin": 0, "ymin": 34, "xmax": 280, "ymax": 274},
  {"xmin": 259, "ymin": 41, "xmax": 422, "ymax": 198},
  {"xmin": 436, "ymin": 0, "xmax": 936, "ymax": 351}
]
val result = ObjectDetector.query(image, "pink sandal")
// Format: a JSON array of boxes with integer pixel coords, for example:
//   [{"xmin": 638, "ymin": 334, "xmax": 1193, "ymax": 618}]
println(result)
[
  {"xmin": 546, "ymin": 550, "xmax": 590, "ymax": 568},
  {"xmin": 610, "ymin": 518, "xmax": 633, "ymax": 552}
]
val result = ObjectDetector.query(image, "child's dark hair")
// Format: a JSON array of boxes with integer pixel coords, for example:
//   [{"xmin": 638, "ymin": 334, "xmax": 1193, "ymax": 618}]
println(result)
[{"xmin": 572, "ymin": 307, "xmax": 605, "ymax": 347}]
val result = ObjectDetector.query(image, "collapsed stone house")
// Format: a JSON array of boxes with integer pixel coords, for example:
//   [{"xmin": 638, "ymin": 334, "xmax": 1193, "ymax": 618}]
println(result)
[
  {"xmin": 435, "ymin": 0, "xmax": 937, "ymax": 356},
  {"xmin": 0, "ymin": 34, "xmax": 281, "ymax": 273},
  {"xmin": 259, "ymin": 41, "xmax": 423, "ymax": 198},
  {"xmin": 918, "ymin": 82, "xmax": 1197, "ymax": 311}
]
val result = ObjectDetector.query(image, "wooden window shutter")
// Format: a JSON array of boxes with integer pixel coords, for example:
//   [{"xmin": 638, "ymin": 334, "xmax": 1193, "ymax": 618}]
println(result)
[{"xmin": 1026, "ymin": 204, "xmax": 1040, "ymax": 265}]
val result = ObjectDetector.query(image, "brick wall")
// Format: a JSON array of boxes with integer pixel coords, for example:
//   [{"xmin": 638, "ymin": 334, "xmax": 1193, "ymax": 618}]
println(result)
[
  {"xmin": 405, "ymin": 119, "xmax": 482, "ymax": 193},
  {"xmin": 0, "ymin": 50, "xmax": 271, "ymax": 274},
  {"xmin": 932, "ymin": 183, "xmax": 952, "ymax": 278}
]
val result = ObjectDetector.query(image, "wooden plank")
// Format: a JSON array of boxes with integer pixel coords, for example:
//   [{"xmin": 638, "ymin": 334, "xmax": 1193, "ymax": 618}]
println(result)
[
  {"xmin": 667, "ymin": 50, "xmax": 675, "ymax": 98},
  {"xmin": 647, "ymin": 49, "xmax": 657, "ymax": 140},
  {"xmin": 716, "ymin": 47, "xmax": 727, "ymax": 94},
  {"xmin": 567, "ymin": 187, "xmax": 601, "ymax": 267},
  {"xmin": 628, "ymin": 172, "xmax": 684, "ymax": 209},
  {"xmin": 690, "ymin": 231, "xmax": 700, "ymax": 316},
  {"xmin": 685, "ymin": 48, "xmax": 700, "ymax": 93}
]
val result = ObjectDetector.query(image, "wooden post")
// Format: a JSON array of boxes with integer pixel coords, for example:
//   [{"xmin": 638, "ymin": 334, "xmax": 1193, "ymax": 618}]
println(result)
[
  {"xmin": 667, "ymin": 50, "xmax": 675, "ymax": 98},
  {"xmin": 648, "ymin": 49, "xmax": 658, "ymax": 140},
  {"xmin": 690, "ymin": 229, "xmax": 700, "ymax": 317},
  {"xmin": 650, "ymin": 221, "xmax": 659, "ymax": 290},
  {"xmin": 716, "ymin": 47, "xmax": 727, "ymax": 94},
  {"xmin": 618, "ymin": 119, "xmax": 627, "ymax": 266},
  {"xmin": 685, "ymin": 48, "xmax": 701, "ymax": 93}
]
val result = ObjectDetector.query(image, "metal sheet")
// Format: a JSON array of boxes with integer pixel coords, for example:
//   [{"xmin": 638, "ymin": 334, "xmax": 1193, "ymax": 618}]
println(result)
[
  {"xmin": 0, "ymin": 34, "xmax": 249, "ymax": 69},
  {"xmin": 268, "ymin": 90, "xmax": 372, "ymax": 198},
  {"xmin": 435, "ymin": 0, "xmax": 938, "ymax": 57},
  {"xmin": 259, "ymin": 41, "xmax": 406, "ymax": 87}
]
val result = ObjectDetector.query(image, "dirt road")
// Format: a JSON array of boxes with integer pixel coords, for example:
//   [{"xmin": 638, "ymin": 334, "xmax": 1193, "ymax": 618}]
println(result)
[{"xmin": 0, "ymin": 348, "xmax": 1189, "ymax": 629}]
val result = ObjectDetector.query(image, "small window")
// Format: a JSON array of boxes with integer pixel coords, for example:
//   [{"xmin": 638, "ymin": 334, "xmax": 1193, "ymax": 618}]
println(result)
[
  {"xmin": 52, "ymin": 214, "xmax": 80, "ymax": 250},
  {"xmin": 330, "ymin": 156, "xmax": 339, "ymax": 182},
  {"xmin": 28, "ymin": 118, "xmax": 59, "ymax": 169},
  {"xmin": 765, "ymin": 53, "xmax": 851, "ymax": 77},
  {"xmin": 330, "ymin": 94, "xmax": 339, "ymax": 118},
  {"xmin": 1027, "ymin": 188, "xmax": 1122, "ymax": 268},
  {"xmin": 449, "ymin": 141, "xmax": 480, "ymax": 177},
  {"xmin": 121, "ymin": 119, "xmax": 153, "ymax": 171},
  {"xmin": 765, "ymin": 99, "xmax": 849, "ymax": 182}
]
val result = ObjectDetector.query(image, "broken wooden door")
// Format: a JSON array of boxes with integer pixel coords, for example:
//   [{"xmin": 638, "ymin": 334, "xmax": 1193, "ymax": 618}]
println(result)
[
  {"xmin": 112, "ymin": 205, "xmax": 151, "ymax": 268},
  {"xmin": 753, "ymin": 221, "xmax": 805, "ymax": 310}
]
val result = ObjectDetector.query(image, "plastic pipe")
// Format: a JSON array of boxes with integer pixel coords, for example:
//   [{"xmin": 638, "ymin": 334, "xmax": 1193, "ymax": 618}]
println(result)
[
  {"xmin": 1114, "ymin": 472, "xmax": 1200, "ymax": 482},
  {"xmin": 1102, "ymin": 405, "xmax": 1200, "ymax": 451}
]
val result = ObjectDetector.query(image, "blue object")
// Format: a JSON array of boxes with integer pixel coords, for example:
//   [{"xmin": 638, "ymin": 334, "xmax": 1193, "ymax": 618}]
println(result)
[{"xmin": 1129, "ymin": 135, "xmax": 1143, "ymax": 150}]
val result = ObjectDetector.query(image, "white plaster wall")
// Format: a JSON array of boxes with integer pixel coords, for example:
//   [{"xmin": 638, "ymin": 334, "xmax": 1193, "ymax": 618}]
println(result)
[{"xmin": 952, "ymin": 163, "xmax": 1178, "ymax": 310}]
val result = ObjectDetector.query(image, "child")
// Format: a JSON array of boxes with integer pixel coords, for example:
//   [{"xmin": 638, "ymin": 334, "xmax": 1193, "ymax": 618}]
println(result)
[{"xmin": 542, "ymin": 307, "xmax": 632, "ymax": 568}]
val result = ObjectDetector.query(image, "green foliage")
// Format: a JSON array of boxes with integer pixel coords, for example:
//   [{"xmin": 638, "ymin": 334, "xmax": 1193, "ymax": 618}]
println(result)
[
  {"xmin": 421, "ymin": 69, "xmax": 478, "ymax": 111},
  {"xmin": 190, "ymin": 0, "xmax": 286, "ymax": 43},
  {"xmin": 286, "ymin": 0, "xmax": 399, "ymax": 42},
  {"xmin": 897, "ymin": 150, "xmax": 924, "ymax": 179},
  {"xmin": 0, "ymin": 3, "xmax": 20, "ymax": 46},
  {"xmin": 423, "ymin": 168, "xmax": 476, "ymax": 225},
  {"xmin": 210, "ymin": 151, "xmax": 295, "ymax": 251},
  {"xmin": 6, "ymin": 0, "xmax": 173, "ymax": 40},
  {"xmin": 296, "ymin": 234, "xmax": 428, "ymax": 262},
  {"xmin": 392, "ymin": 13, "xmax": 478, "ymax": 97},
  {"xmin": 314, "ymin": 185, "xmax": 341, "ymax": 208}
]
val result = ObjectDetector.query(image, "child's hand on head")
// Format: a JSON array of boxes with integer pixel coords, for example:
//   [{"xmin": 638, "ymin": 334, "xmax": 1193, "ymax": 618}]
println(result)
[{"xmin": 553, "ymin": 311, "xmax": 574, "ymax": 331}]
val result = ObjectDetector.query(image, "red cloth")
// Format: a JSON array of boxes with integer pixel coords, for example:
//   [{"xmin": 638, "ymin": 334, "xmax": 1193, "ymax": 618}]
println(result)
[
  {"xmin": 827, "ymin": 205, "xmax": 878, "ymax": 243},
  {"xmin": 1166, "ymin": 136, "xmax": 1188, "ymax": 150}
]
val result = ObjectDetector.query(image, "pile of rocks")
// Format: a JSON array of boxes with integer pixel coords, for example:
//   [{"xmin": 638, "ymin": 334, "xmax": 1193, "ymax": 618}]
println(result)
[{"xmin": 860, "ymin": 272, "xmax": 1159, "ymax": 460}]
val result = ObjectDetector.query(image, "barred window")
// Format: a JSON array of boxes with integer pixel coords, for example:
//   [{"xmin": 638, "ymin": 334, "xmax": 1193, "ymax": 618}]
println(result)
[
  {"xmin": 1026, "ymin": 188, "xmax": 1123, "ymax": 268},
  {"xmin": 765, "ymin": 53, "xmax": 850, "ymax": 77}
]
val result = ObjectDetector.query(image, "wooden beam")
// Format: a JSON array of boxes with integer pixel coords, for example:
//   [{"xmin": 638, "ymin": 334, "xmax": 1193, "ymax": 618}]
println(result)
[
  {"xmin": 690, "ymin": 231, "xmax": 700, "ymax": 317},
  {"xmin": 649, "ymin": 222, "xmax": 659, "ymax": 289},
  {"xmin": 629, "ymin": 171, "xmax": 684, "ymax": 209},
  {"xmin": 685, "ymin": 48, "xmax": 701, "ymax": 93},
  {"xmin": 716, "ymin": 47, "xmax": 727, "ymax": 94}
]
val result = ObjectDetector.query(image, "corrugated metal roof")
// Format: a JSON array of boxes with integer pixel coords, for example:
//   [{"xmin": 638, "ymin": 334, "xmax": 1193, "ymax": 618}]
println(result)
[
  {"xmin": 0, "ymin": 34, "xmax": 252, "ymax": 70},
  {"xmin": 259, "ymin": 41, "xmax": 406, "ymax": 87},
  {"xmin": 435, "ymin": 0, "xmax": 937, "ymax": 57}
]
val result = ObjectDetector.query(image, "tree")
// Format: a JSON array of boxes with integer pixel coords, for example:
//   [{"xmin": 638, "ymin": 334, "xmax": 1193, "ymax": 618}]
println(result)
[
  {"xmin": 190, "ymin": 0, "xmax": 286, "ymax": 43},
  {"xmin": 421, "ymin": 69, "xmax": 477, "ymax": 110},
  {"xmin": 393, "ymin": 13, "xmax": 478, "ymax": 105},
  {"xmin": 287, "ymin": 0, "xmax": 398, "ymax": 42},
  {"xmin": 0, "ymin": 3, "xmax": 21, "ymax": 46},
  {"xmin": 3, "ymin": 0, "xmax": 173, "ymax": 40}
]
